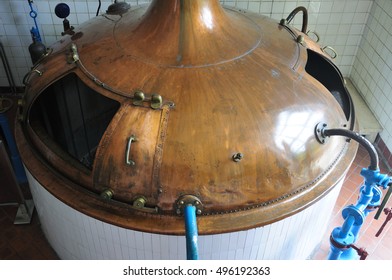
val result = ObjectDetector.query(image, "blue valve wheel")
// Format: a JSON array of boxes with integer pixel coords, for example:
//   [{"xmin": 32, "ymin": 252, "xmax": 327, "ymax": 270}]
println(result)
[{"xmin": 55, "ymin": 3, "xmax": 70, "ymax": 19}]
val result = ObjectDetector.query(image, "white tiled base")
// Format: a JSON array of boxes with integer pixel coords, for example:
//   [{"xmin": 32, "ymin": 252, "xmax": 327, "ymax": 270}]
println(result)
[{"xmin": 26, "ymin": 169, "xmax": 343, "ymax": 260}]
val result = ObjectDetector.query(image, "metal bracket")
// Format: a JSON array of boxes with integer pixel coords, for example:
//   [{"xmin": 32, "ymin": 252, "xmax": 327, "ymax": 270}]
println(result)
[
  {"xmin": 306, "ymin": 30, "xmax": 320, "ymax": 42},
  {"xmin": 23, "ymin": 68, "xmax": 44, "ymax": 86},
  {"xmin": 131, "ymin": 196, "xmax": 158, "ymax": 213},
  {"xmin": 175, "ymin": 195, "xmax": 203, "ymax": 215},
  {"xmin": 125, "ymin": 135, "xmax": 137, "ymax": 166},
  {"xmin": 67, "ymin": 43, "xmax": 80, "ymax": 63},
  {"xmin": 322, "ymin": 46, "xmax": 338, "ymax": 59},
  {"xmin": 315, "ymin": 122, "xmax": 328, "ymax": 144},
  {"xmin": 296, "ymin": 35, "xmax": 307, "ymax": 47},
  {"xmin": 14, "ymin": 199, "xmax": 35, "ymax": 225}
]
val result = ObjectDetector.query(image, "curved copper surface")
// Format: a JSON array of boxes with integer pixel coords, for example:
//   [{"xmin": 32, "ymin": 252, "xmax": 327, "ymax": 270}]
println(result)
[{"xmin": 16, "ymin": 0, "xmax": 358, "ymax": 234}]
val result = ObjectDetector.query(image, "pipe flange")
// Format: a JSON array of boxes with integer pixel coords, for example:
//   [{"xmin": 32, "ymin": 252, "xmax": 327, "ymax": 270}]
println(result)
[
  {"xmin": 342, "ymin": 205, "xmax": 365, "ymax": 226},
  {"xmin": 175, "ymin": 195, "xmax": 203, "ymax": 216},
  {"xmin": 315, "ymin": 122, "xmax": 328, "ymax": 144},
  {"xmin": 331, "ymin": 227, "xmax": 355, "ymax": 248}
]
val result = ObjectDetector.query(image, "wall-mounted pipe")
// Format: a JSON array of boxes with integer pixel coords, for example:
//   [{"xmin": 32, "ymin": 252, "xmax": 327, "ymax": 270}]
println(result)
[
  {"xmin": 0, "ymin": 42, "xmax": 17, "ymax": 94},
  {"xmin": 0, "ymin": 99, "xmax": 28, "ymax": 184},
  {"xmin": 184, "ymin": 205, "xmax": 199, "ymax": 260}
]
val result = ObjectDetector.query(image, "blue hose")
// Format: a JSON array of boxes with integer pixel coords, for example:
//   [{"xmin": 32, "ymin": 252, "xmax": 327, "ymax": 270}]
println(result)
[{"xmin": 184, "ymin": 205, "xmax": 199, "ymax": 260}]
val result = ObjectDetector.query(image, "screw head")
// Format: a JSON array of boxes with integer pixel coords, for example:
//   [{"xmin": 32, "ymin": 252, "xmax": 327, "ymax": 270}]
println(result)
[{"xmin": 232, "ymin": 153, "xmax": 244, "ymax": 162}]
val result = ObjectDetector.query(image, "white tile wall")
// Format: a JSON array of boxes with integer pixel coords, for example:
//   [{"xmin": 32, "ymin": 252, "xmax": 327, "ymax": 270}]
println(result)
[
  {"xmin": 0, "ymin": 0, "xmax": 373, "ymax": 87},
  {"xmin": 351, "ymin": 0, "xmax": 392, "ymax": 151},
  {"xmin": 222, "ymin": 0, "xmax": 373, "ymax": 75}
]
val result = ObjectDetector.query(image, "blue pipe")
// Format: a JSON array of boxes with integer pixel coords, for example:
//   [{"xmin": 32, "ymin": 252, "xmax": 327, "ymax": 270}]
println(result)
[
  {"xmin": 184, "ymin": 205, "xmax": 199, "ymax": 260},
  {"xmin": 0, "ymin": 112, "xmax": 28, "ymax": 184},
  {"xmin": 328, "ymin": 168, "xmax": 390, "ymax": 260},
  {"xmin": 319, "ymin": 126, "xmax": 390, "ymax": 259},
  {"xmin": 349, "ymin": 185, "xmax": 381, "ymax": 239}
]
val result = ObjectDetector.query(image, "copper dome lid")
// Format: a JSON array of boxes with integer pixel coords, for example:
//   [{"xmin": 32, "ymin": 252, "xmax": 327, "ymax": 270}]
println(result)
[{"xmin": 16, "ymin": 0, "xmax": 357, "ymax": 234}]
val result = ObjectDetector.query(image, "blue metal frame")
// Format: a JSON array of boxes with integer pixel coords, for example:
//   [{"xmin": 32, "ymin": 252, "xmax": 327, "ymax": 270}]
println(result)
[{"xmin": 184, "ymin": 205, "xmax": 199, "ymax": 260}]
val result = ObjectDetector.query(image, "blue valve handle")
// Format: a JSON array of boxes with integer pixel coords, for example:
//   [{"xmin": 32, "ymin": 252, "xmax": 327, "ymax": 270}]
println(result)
[{"xmin": 28, "ymin": 0, "xmax": 42, "ymax": 42}]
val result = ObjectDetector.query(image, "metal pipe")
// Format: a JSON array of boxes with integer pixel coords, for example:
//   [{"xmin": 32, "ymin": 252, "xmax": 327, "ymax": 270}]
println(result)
[
  {"xmin": 319, "ymin": 125, "xmax": 390, "ymax": 259},
  {"xmin": 323, "ymin": 128, "xmax": 379, "ymax": 170},
  {"xmin": 184, "ymin": 205, "xmax": 199, "ymax": 260},
  {"xmin": 375, "ymin": 183, "xmax": 392, "ymax": 219},
  {"xmin": 0, "ymin": 106, "xmax": 28, "ymax": 184},
  {"xmin": 286, "ymin": 6, "xmax": 308, "ymax": 33},
  {"xmin": 96, "ymin": 0, "xmax": 102, "ymax": 16},
  {"xmin": 0, "ymin": 42, "xmax": 17, "ymax": 94},
  {"xmin": 337, "ymin": 215, "xmax": 355, "ymax": 239},
  {"xmin": 328, "ymin": 168, "xmax": 389, "ymax": 260}
]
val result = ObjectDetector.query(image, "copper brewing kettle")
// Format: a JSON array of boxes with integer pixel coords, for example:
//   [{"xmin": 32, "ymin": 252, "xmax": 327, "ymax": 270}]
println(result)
[{"xmin": 17, "ymin": 0, "xmax": 357, "ymax": 234}]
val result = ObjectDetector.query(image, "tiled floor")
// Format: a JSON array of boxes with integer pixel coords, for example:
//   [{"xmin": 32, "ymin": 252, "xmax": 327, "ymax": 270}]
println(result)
[
  {"xmin": 0, "ymin": 94, "xmax": 59, "ymax": 260},
  {"xmin": 1, "ymin": 144, "xmax": 392, "ymax": 260},
  {"xmin": 0, "ymin": 203, "xmax": 59, "ymax": 259}
]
